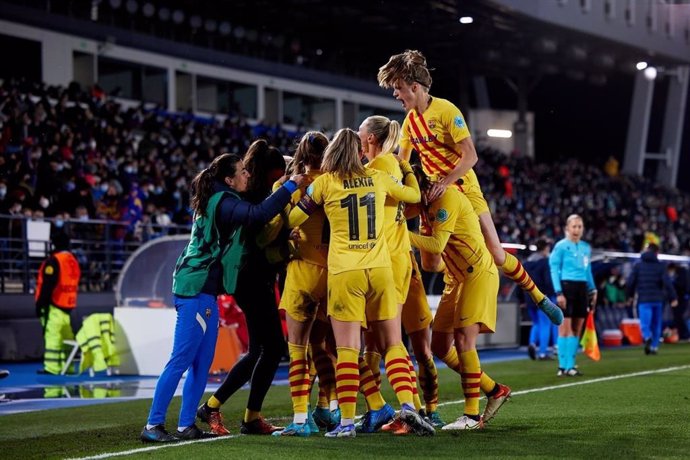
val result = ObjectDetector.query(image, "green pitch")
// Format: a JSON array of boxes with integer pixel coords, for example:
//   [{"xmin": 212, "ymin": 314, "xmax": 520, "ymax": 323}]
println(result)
[{"xmin": 2, "ymin": 344, "xmax": 689, "ymax": 459}]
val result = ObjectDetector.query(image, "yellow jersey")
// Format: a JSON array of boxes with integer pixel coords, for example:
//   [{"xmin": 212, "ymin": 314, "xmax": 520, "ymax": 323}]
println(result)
[
  {"xmin": 409, "ymin": 187, "xmax": 493, "ymax": 281},
  {"xmin": 400, "ymin": 96, "xmax": 480, "ymax": 192},
  {"xmin": 289, "ymin": 168, "xmax": 420, "ymax": 275},
  {"xmin": 366, "ymin": 153, "xmax": 411, "ymax": 256}
]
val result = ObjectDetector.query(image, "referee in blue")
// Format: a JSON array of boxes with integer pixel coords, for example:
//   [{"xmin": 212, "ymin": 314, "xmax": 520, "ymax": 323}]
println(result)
[
  {"xmin": 549, "ymin": 214, "xmax": 596, "ymax": 377},
  {"xmin": 141, "ymin": 153, "xmax": 306, "ymax": 443}
]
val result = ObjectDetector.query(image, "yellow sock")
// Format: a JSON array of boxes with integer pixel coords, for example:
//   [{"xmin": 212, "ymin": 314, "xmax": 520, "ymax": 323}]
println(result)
[
  {"xmin": 207, "ymin": 395, "xmax": 222, "ymax": 410},
  {"xmin": 312, "ymin": 342, "xmax": 338, "ymax": 405},
  {"xmin": 384, "ymin": 344, "xmax": 414, "ymax": 407},
  {"xmin": 363, "ymin": 350, "xmax": 382, "ymax": 388},
  {"xmin": 501, "ymin": 252, "xmax": 545, "ymax": 304},
  {"xmin": 417, "ymin": 355, "xmax": 439, "ymax": 413},
  {"xmin": 407, "ymin": 355, "xmax": 423, "ymax": 411},
  {"xmin": 335, "ymin": 346, "xmax": 360, "ymax": 420},
  {"xmin": 358, "ymin": 356, "xmax": 385, "ymax": 410},
  {"xmin": 288, "ymin": 342, "xmax": 310, "ymax": 415},
  {"xmin": 460, "ymin": 350, "xmax": 482, "ymax": 417},
  {"xmin": 440, "ymin": 347, "xmax": 462, "ymax": 375},
  {"xmin": 480, "ymin": 371, "xmax": 496, "ymax": 394},
  {"xmin": 244, "ymin": 409, "xmax": 261, "ymax": 423}
]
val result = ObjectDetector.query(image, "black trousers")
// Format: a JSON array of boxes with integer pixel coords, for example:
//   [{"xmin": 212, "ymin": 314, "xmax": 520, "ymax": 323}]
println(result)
[{"xmin": 212, "ymin": 265, "xmax": 285, "ymax": 412}]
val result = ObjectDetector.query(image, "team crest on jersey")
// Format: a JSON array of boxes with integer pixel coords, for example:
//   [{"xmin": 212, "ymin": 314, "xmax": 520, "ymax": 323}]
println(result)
[
  {"xmin": 428, "ymin": 119, "xmax": 437, "ymax": 129},
  {"xmin": 454, "ymin": 115, "xmax": 465, "ymax": 128},
  {"xmin": 436, "ymin": 208, "xmax": 449, "ymax": 223}
]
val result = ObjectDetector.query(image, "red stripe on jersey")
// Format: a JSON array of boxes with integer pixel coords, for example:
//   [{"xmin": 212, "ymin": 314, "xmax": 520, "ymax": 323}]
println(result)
[
  {"xmin": 408, "ymin": 114, "xmax": 455, "ymax": 173},
  {"xmin": 416, "ymin": 113, "xmax": 463, "ymax": 158},
  {"xmin": 445, "ymin": 243, "xmax": 471, "ymax": 267},
  {"xmin": 442, "ymin": 253, "xmax": 464, "ymax": 281},
  {"xmin": 450, "ymin": 235, "xmax": 479, "ymax": 258}
]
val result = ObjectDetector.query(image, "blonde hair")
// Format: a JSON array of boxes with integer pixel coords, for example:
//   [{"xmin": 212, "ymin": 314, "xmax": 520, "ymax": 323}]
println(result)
[
  {"xmin": 362, "ymin": 116, "xmax": 400, "ymax": 155},
  {"xmin": 566, "ymin": 214, "xmax": 583, "ymax": 226},
  {"xmin": 377, "ymin": 49, "xmax": 432, "ymax": 89},
  {"xmin": 290, "ymin": 131, "xmax": 328, "ymax": 174},
  {"xmin": 321, "ymin": 128, "xmax": 365, "ymax": 179}
]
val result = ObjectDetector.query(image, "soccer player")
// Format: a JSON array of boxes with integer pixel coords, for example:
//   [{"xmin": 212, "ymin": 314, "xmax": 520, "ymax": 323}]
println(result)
[
  {"xmin": 288, "ymin": 128, "xmax": 434, "ymax": 438},
  {"xmin": 549, "ymin": 214, "xmax": 597, "ymax": 376},
  {"xmin": 377, "ymin": 50, "xmax": 563, "ymax": 326},
  {"xmin": 357, "ymin": 115, "xmax": 441, "ymax": 433},
  {"xmin": 408, "ymin": 167, "xmax": 512, "ymax": 430},
  {"xmin": 142, "ymin": 153, "xmax": 305, "ymax": 443},
  {"xmin": 267, "ymin": 131, "xmax": 340, "ymax": 437},
  {"xmin": 195, "ymin": 142, "xmax": 303, "ymax": 437}
]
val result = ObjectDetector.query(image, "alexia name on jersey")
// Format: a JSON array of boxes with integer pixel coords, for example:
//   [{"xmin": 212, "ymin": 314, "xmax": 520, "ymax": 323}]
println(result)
[{"xmin": 342, "ymin": 176, "xmax": 375, "ymax": 189}]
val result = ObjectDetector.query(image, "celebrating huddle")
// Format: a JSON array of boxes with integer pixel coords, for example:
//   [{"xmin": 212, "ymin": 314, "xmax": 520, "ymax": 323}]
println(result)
[{"xmin": 141, "ymin": 50, "xmax": 563, "ymax": 442}]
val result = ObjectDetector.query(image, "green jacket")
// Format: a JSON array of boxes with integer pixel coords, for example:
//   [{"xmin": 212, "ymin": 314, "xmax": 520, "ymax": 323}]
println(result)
[{"xmin": 172, "ymin": 191, "xmax": 244, "ymax": 296}]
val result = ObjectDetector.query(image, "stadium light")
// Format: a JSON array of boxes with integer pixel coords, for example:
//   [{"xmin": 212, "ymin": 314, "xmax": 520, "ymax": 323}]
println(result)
[
  {"xmin": 487, "ymin": 129, "xmax": 512, "ymax": 138},
  {"xmin": 172, "ymin": 9, "xmax": 184, "ymax": 24},
  {"xmin": 158, "ymin": 7, "xmax": 170, "ymax": 21},
  {"xmin": 218, "ymin": 21, "xmax": 232, "ymax": 36},
  {"xmin": 643, "ymin": 66, "xmax": 658, "ymax": 80},
  {"xmin": 636, "ymin": 61, "xmax": 648, "ymax": 70},
  {"xmin": 125, "ymin": 0, "xmax": 138, "ymax": 14},
  {"xmin": 142, "ymin": 2, "xmax": 154, "ymax": 18},
  {"xmin": 459, "ymin": 16, "xmax": 474, "ymax": 24}
]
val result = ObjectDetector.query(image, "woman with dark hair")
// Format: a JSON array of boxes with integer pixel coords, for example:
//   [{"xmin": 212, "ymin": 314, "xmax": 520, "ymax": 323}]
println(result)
[
  {"xmin": 141, "ymin": 152, "xmax": 305, "ymax": 443},
  {"xmin": 197, "ymin": 140, "xmax": 297, "ymax": 435}
]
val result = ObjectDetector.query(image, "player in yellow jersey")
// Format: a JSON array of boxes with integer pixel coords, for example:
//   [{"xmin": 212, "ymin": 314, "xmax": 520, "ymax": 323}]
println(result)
[
  {"xmin": 288, "ymin": 128, "xmax": 434, "ymax": 438},
  {"xmin": 255, "ymin": 131, "xmax": 339, "ymax": 437},
  {"xmin": 377, "ymin": 50, "xmax": 563, "ymax": 327},
  {"xmin": 408, "ymin": 166, "xmax": 512, "ymax": 430},
  {"xmin": 357, "ymin": 115, "xmax": 442, "ymax": 433}
]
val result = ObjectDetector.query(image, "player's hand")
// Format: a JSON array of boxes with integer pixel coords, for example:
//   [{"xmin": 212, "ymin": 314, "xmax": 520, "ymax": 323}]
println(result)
[
  {"xmin": 588, "ymin": 290, "xmax": 597, "ymax": 308},
  {"xmin": 427, "ymin": 181, "xmax": 447, "ymax": 203},
  {"xmin": 289, "ymin": 174, "xmax": 312, "ymax": 187},
  {"xmin": 556, "ymin": 293, "xmax": 566, "ymax": 310},
  {"xmin": 289, "ymin": 227, "xmax": 304, "ymax": 242}
]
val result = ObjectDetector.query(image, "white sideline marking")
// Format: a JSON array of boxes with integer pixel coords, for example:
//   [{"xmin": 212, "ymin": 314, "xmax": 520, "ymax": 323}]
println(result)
[
  {"xmin": 437, "ymin": 364, "xmax": 690, "ymax": 407},
  {"xmin": 68, "ymin": 365, "xmax": 690, "ymax": 460}
]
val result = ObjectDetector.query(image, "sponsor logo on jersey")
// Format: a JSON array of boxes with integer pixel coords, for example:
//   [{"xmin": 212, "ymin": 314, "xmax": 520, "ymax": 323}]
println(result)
[
  {"xmin": 437, "ymin": 208, "xmax": 449, "ymax": 223},
  {"xmin": 454, "ymin": 115, "xmax": 465, "ymax": 128}
]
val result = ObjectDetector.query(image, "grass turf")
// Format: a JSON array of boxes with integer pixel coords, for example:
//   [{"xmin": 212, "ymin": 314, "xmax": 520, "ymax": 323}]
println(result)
[{"xmin": 1, "ymin": 344, "xmax": 689, "ymax": 459}]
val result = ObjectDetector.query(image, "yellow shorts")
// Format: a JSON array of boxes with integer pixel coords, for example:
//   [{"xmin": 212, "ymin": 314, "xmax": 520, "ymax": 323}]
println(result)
[
  {"xmin": 391, "ymin": 251, "xmax": 413, "ymax": 305},
  {"xmin": 402, "ymin": 253, "xmax": 432, "ymax": 334},
  {"xmin": 433, "ymin": 266, "xmax": 499, "ymax": 333},
  {"xmin": 327, "ymin": 267, "xmax": 397, "ymax": 326},
  {"xmin": 463, "ymin": 184, "xmax": 490, "ymax": 216},
  {"xmin": 279, "ymin": 260, "xmax": 328, "ymax": 323},
  {"xmin": 432, "ymin": 272, "xmax": 463, "ymax": 334}
]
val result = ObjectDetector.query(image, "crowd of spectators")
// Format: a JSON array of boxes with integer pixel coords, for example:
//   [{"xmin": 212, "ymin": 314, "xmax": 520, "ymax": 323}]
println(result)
[{"xmin": 1, "ymin": 77, "xmax": 690, "ymax": 257}]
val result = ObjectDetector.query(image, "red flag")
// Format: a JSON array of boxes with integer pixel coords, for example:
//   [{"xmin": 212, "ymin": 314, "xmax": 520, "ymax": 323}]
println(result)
[{"xmin": 580, "ymin": 311, "xmax": 601, "ymax": 361}]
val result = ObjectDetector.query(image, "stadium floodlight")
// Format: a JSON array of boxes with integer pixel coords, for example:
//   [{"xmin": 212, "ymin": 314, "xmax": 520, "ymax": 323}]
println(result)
[
  {"xmin": 636, "ymin": 61, "xmax": 648, "ymax": 70},
  {"xmin": 158, "ymin": 7, "xmax": 170, "ymax": 21},
  {"xmin": 109, "ymin": 0, "xmax": 122, "ymax": 9},
  {"xmin": 459, "ymin": 16, "xmax": 473, "ymax": 24},
  {"xmin": 487, "ymin": 129, "xmax": 512, "ymax": 138},
  {"xmin": 643, "ymin": 66, "xmax": 658, "ymax": 80},
  {"xmin": 190, "ymin": 15, "xmax": 202, "ymax": 29},
  {"xmin": 204, "ymin": 19, "xmax": 217, "ymax": 33},
  {"xmin": 125, "ymin": 0, "xmax": 138, "ymax": 14},
  {"xmin": 172, "ymin": 9, "xmax": 184, "ymax": 24},
  {"xmin": 142, "ymin": 2, "xmax": 154, "ymax": 18},
  {"xmin": 219, "ymin": 21, "xmax": 232, "ymax": 35},
  {"xmin": 233, "ymin": 26, "xmax": 246, "ymax": 39}
]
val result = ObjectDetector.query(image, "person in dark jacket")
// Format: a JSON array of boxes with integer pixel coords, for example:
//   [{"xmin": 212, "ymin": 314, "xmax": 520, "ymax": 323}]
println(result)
[
  {"xmin": 518, "ymin": 239, "xmax": 556, "ymax": 360},
  {"xmin": 667, "ymin": 263, "xmax": 690, "ymax": 341},
  {"xmin": 626, "ymin": 244, "xmax": 678, "ymax": 355},
  {"xmin": 141, "ymin": 153, "xmax": 306, "ymax": 443}
]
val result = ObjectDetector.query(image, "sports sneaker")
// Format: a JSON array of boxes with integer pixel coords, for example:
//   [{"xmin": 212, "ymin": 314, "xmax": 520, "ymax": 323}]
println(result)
[
  {"xmin": 381, "ymin": 416, "xmax": 405, "ymax": 432},
  {"xmin": 644, "ymin": 338, "xmax": 652, "ymax": 355},
  {"xmin": 306, "ymin": 409, "xmax": 320, "ymax": 433},
  {"xmin": 324, "ymin": 423, "xmax": 356, "ymax": 438},
  {"xmin": 356, "ymin": 403, "xmax": 395, "ymax": 433},
  {"xmin": 527, "ymin": 344, "xmax": 537, "ymax": 360},
  {"xmin": 176, "ymin": 424, "xmax": 217, "ymax": 440},
  {"xmin": 240, "ymin": 417, "xmax": 283, "ymax": 435},
  {"xmin": 557, "ymin": 368, "xmax": 566, "ymax": 377},
  {"xmin": 537, "ymin": 297, "xmax": 564, "ymax": 326},
  {"xmin": 392, "ymin": 420, "xmax": 413, "ymax": 435},
  {"xmin": 197, "ymin": 403, "xmax": 230, "ymax": 436},
  {"xmin": 482, "ymin": 383, "xmax": 511, "ymax": 423},
  {"xmin": 441, "ymin": 415, "xmax": 483, "ymax": 431},
  {"xmin": 565, "ymin": 368, "xmax": 583, "ymax": 377},
  {"xmin": 312, "ymin": 407, "xmax": 331, "ymax": 429},
  {"xmin": 140, "ymin": 425, "xmax": 178, "ymax": 443},
  {"xmin": 425, "ymin": 411, "xmax": 445, "ymax": 428},
  {"xmin": 273, "ymin": 422, "xmax": 312, "ymax": 437},
  {"xmin": 399, "ymin": 404, "xmax": 435, "ymax": 436}
]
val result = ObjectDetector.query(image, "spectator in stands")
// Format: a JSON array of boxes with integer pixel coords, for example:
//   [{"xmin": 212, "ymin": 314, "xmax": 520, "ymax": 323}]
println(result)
[
  {"xmin": 626, "ymin": 244, "xmax": 678, "ymax": 355},
  {"xmin": 666, "ymin": 262, "xmax": 689, "ymax": 341},
  {"xmin": 518, "ymin": 239, "xmax": 556, "ymax": 360},
  {"xmin": 141, "ymin": 152, "xmax": 306, "ymax": 443},
  {"xmin": 34, "ymin": 232, "xmax": 80, "ymax": 375}
]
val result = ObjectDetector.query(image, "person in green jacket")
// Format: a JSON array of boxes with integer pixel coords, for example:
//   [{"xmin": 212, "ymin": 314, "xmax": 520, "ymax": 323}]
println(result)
[{"xmin": 141, "ymin": 152, "xmax": 306, "ymax": 443}]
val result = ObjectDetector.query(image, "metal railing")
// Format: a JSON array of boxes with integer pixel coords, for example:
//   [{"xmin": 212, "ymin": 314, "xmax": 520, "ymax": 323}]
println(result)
[{"xmin": 0, "ymin": 214, "xmax": 191, "ymax": 294}]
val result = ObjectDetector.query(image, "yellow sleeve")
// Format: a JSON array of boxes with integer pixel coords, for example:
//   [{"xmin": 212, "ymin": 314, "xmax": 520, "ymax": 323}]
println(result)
[
  {"xmin": 441, "ymin": 101, "xmax": 471, "ymax": 144},
  {"xmin": 287, "ymin": 177, "xmax": 324, "ymax": 228},
  {"xmin": 399, "ymin": 114, "xmax": 413, "ymax": 160},
  {"xmin": 256, "ymin": 181, "xmax": 296, "ymax": 248},
  {"xmin": 430, "ymin": 190, "xmax": 459, "ymax": 235},
  {"xmin": 380, "ymin": 165, "xmax": 420, "ymax": 204},
  {"xmin": 409, "ymin": 230, "xmax": 451, "ymax": 254}
]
